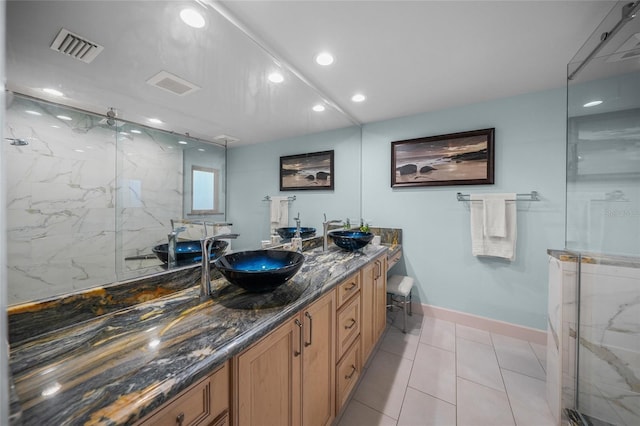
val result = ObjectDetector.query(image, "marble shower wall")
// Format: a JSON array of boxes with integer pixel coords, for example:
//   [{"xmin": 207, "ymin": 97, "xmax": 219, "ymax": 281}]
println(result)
[
  {"xmin": 5, "ymin": 97, "xmax": 118, "ymax": 303},
  {"xmin": 547, "ymin": 253, "xmax": 639, "ymax": 426},
  {"xmin": 4, "ymin": 96, "xmax": 186, "ymax": 304},
  {"xmin": 577, "ymin": 260, "xmax": 640, "ymax": 426}
]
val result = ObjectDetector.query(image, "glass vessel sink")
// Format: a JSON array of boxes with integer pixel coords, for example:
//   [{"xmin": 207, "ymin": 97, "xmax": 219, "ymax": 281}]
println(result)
[
  {"xmin": 329, "ymin": 230, "xmax": 374, "ymax": 251},
  {"xmin": 152, "ymin": 240, "xmax": 228, "ymax": 265},
  {"xmin": 214, "ymin": 250, "xmax": 305, "ymax": 292},
  {"xmin": 276, "ymin": 227, "xmax": 316, "ymax": 240}
]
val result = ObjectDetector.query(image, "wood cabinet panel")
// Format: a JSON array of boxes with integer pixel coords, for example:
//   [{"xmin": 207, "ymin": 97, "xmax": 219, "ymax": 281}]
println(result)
[
  {"xmin": 336, "ymin": 294, "xmax": 360, "ymax": 361},
  {"xmin": 236, "ymin": 318, "xmax": 301, "ymax": 426},
  {"xmin": 301, "ymin": 290, "xmax": 336, "ymax": 426},
  {"xmin": 235, "ymin": 291, "xmax": 336, "ymax": 426},
  {"xmin": 336, "ymin": 273, "xmax": 360, "ymax": 309},
  {"xmin": 137, "ymin": 362, "xmax": 229, "ymax": 426},
  {"xmin": 360, "ymin": 261, "xmax": 375, "ymax": 361},
  {"xmin": 374, "ymin": 256, "xmax": 388, "ymax": 342},
  {"xmin": 336, "ymin": 337, "xmax": 361, "ymax": 413}
]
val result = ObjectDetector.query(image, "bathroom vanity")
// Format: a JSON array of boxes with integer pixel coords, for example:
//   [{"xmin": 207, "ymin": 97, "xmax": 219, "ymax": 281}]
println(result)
[{"xmin": 8, "ymin": 241, "xmax": 401, "ymax": 425}]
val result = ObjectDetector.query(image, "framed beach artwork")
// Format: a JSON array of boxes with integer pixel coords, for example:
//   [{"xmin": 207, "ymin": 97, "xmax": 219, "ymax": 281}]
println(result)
[
  {"xmin": 391, "ymin": 128, "xmax": 495, "ymax": 187},
  {"xmin": 280, "ymin": 150, "xmax": 335, "ymax": 191}
]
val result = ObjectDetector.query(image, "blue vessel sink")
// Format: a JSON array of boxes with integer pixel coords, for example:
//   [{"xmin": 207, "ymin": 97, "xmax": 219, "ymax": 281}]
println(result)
[
  {"xmin": 152, "ymin": 240, "xmax": 228, "ymax": 265},
  {"xmin": 329, "ymin": 230, "xmax": 374, "ymax": 251},
  {"xmin": 214, "ymin": 250, "xmax": 305, "ymax": 293},
  {"xmin": 276, "ymin": 227, "xmax": 316, "ymax": 240}
]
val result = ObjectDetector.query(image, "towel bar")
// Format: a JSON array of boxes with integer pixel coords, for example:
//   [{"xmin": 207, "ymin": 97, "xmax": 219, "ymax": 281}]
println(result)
[{"xmin": 456, "ymin": 191, "xmax": 539, "ymax": 202}]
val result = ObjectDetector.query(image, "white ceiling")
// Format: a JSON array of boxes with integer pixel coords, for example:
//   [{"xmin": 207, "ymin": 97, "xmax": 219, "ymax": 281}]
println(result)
[{"xmin": 6, "ymin": 1, "xmax": 615, "ymax": 146}]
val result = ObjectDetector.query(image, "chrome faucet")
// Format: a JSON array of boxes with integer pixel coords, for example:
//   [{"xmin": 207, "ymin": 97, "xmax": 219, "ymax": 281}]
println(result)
[
  {"xmin": 200, "ymin": 232, "xmax": 239, "ymax": 297},
  {"xmin": 294, "ymin": 212, "xmax": 301, "ymax": 238},
  {"xmin": 323, "ymin": 214, "xmax": 342, "ymax": 251},
  {"xmin": 167, "ymin": 223, "xmax": 187, "ymax": 269}
]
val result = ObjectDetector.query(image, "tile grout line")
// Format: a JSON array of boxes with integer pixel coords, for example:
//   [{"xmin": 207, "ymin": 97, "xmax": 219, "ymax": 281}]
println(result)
[{"xmin": 491, "ymin": 332, "xmax": 519, "ymax": 426}]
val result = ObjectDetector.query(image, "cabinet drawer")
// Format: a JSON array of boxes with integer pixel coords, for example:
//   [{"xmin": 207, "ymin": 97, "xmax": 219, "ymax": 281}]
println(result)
[
  {"xmin": 336, "ymin": 337, "xmax": 361, "ymax": 413},
  {"xmin": 336, "ymin": 273, "xmax": 360, "ymax": 308},
  {"xmin": 387, "ymin": 249, "xmax": 402, "ymax": 271},
  {"xmin": 336, "ymin": 293, "xmax": 360, "ymax": 360},
  {"xmin": 137, "ymin": 363, "xmax": 228, "ymax": 426}
]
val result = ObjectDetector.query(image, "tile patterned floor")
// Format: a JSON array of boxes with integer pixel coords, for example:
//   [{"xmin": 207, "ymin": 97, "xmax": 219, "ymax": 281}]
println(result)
[{"xmin": 335, "ymin": 312, "xmax": 555, "ymax": 426}]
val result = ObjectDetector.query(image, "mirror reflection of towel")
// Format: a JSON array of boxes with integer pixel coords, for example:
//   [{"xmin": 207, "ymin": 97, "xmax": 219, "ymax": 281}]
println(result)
[
  {"xmin": 269, "ymin": 196, "xmax": 289, "ymax": 234},
  {"xmin": 470, "ymin": 193, "xmax": 517, "ymax": 261}
]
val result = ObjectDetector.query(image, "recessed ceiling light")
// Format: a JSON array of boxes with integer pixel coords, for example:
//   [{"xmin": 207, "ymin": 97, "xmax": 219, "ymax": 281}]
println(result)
[
  {"xmin": 583, "ymin": 100, "xmax": 603, "ymax": 107},
  {"xmin": 315, "ymin": 52, "xmax": 334, "ymax": 66},
  {"xmin": 351, "ymin": 93, "xmax": 366, "ymax": 103},
  {"xmin": 268, "ymin": 72, "xmax": 284, "ymax": 83},
  {"xmin": 56, "ymin": 115, "xmax": 72, "ymax": 121},
  {"xmin": 148, "ymin": 118, "xmax": 163, "ymax": 124},
  {"xmin": 198, "ymin": 148, "xmax": 205, "ymax": 152},
  {"xmin": 180, "ymin": 8, "xmax": 205, "ymax": 28},
  {"xmin": 51, "ymin": 125, "xmax": 60, "ymax": 129},
  {"xmin": 131, "ymin": 129, "xmax": 142, "ymax": 134},
  {"xmin": 74, "ymin": 149, "xmax": 84, "ymax": 153},
  {"xmin": 178, "ymin": 140, "xmax": 188, "ymax": 145},
  {"xmin": 43, "ymin": 88, "xmax": 63, "ymax": 97},
  {"xmin": 25, "ymin": 110, "xmax": 42, "ymax": 116},
  {"xmin": 312, "ymin": 104, "xmax": 325, "ymax": 112}
]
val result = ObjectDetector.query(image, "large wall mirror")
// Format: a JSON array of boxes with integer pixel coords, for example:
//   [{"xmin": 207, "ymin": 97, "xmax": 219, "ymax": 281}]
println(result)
[{"xmin": 5, "ymin": 0, "xmax": 359, "ymax": 305}]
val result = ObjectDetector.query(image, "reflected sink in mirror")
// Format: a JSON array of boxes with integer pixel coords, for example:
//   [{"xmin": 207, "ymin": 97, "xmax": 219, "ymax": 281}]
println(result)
[
  {"xmin": 329, "ymin": 230, "xmax": 374, "ymax": 251},
  {"xmin": 214, "ymin": 250, "xmax": 304, "ymax": 293},
  {"xmin": 152, "ymin": 240, "xmax": 228, "ymax": 266},
  {"xmin": 276, "ymin": 227, "xmax": 316, "ymax": 240}
]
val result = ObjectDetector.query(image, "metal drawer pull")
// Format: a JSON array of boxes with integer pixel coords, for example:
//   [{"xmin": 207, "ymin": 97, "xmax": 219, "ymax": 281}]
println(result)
[
  {"xmin": 345, "ymin": 365, "xmax": 357, "ymax": 380},
  {"xmin": 345, "ymin": 282, "xmax": 357, "ymax": 290},
  {"xmin": 294, "ymin": 319, "xmax": 303, "ymax": 356},
  {"xmin": 304, "ymin": 312, "xmax": 313, "ymax": 347},
  {"xmin": 176, "ymin": 412, "xmax": 185, "ymax": 426},
  {"xmin": 344, "ymin": 318, "xmax": 356, "ymax": 329}
]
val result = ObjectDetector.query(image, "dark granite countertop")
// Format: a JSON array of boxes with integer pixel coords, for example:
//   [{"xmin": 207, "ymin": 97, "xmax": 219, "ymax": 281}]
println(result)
[{"xmin": 9, "ymin": 244, "xmax": 390, "ymax": 425}]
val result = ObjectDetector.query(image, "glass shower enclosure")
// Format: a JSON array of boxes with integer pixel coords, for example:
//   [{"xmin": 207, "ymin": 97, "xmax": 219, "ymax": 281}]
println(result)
[{"xmin": 565, "ymin": 1, "xmax": 640, "ymax": 425}]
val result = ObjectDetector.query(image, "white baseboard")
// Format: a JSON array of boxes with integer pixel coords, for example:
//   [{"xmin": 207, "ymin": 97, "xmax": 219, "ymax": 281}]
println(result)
[{"xmin": 415, "ymin": 303, "xmax": 547, "ymax": 345}]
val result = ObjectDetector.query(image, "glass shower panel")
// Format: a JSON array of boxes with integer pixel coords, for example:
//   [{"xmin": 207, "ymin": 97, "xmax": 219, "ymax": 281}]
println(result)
[{"xmin": 566, "ymin": 2, "xmax": 640, "ymax": 425}]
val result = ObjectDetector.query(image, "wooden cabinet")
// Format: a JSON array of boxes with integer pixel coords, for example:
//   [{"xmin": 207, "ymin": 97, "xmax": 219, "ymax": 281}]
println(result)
[
  {"xmin": 336, "ymin": 293, "xmax": 360, "ymax": 359},
  {"xmin": 235, "ymin": 290, "xmax": 336, "ymax": 426},
  {"xmin": 360, "ymin": 254, "xmax": 387, "ymax": 361},
  {"xmin": 336, "ymin": 273, "xmax": 360, "ymax": 308},
  {"xmin": 336, "ymin": 337, "xmax": 361, "ymax": 412},
  {"xmin": 137, "ymin": 362, "xmax": 229, "ymax": 426},
  {"xmin": 374, "ymin": 255, "xmax": 387, "ymax": 343}
]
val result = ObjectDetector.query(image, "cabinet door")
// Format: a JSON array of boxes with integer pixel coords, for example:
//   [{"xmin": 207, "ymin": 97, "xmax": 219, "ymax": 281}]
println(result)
[
  {"xmin": 137, "ymin": 363, "xmax": 228, "ymax": 426},
  {"xmin": 374, "ymin": 256, "xmax": 388, "ymax": 342},
  {"xmin": 360, "ymin": 261, "xmax": 375, "ymax": 361},
  {"xmin": 236, "ymin": 318, "xmax": 302, "ymax": 426},
  {"xmin": 302, "ymin": 290, "xmax": 336, "ymax": 426}
]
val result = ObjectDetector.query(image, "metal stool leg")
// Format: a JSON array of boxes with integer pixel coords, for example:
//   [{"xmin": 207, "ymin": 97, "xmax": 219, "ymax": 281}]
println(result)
[
  {"xmin": 408, "ymin": 288, "xmax": 412, "ymax": 316},
  {"xmin": 402, "ymin": 294, "xmax": 408, "ymax": 333}
]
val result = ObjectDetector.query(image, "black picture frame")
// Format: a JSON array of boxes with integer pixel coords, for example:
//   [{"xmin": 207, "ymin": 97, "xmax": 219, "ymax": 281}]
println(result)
[
  {"xmin": 391, "ymin": 128, "xmax": 495, "ymax": 187},
  {"xmin": 280, "ymin": 150, "xmax": 335, "ymax": 191}
]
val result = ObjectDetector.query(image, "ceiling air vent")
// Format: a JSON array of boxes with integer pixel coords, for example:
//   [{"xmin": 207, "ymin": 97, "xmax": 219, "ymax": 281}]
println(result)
[
  {"xmin": 50, "ymin": 28, "xmax": 104, "ymax": 64},
  {"xmin": 606, "ymin": 33, "xmax": 640, "ymax": 63},
  {"xmin": 146, "ymin": 71, "xmax": 201, "ymax": 96}
]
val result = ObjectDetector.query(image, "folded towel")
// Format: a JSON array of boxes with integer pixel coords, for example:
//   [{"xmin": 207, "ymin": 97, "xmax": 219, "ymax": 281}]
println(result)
[
  {"xmin": 482, "ymin": 193, "xmax": 513, "ymax": 237},
  {"xmin": 269, "ymin": 196, "xmax": 289, "ymax": 234},
  {"xmin": 470, "ymin": 193, "xmax": 517, "ymax": 260}
]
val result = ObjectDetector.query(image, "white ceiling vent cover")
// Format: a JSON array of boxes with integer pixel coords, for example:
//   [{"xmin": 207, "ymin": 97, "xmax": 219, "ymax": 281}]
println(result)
[
  {"xmin": 146, "ymin": 71, "xmax": 201, "ymax": 96},
  {"xmin": 606, "ymin": 33, "xmax": 640, "ymax": 63},
  {"xmin": 50, "ymin": 28, "xmax": 104, "ymax": 64}
]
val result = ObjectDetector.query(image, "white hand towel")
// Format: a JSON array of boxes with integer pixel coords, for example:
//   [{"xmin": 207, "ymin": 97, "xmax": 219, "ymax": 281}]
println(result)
[
  {"xmin": 482, "ymin": 193, "xmax": 513, "ymax": 237},
  {"xmin": 470, "ymin": 193, "xmax": 517, "ymax": 261},
  {"xmin": 269, "ymin": 196, "xmax": 289, "ymax": 234}
]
